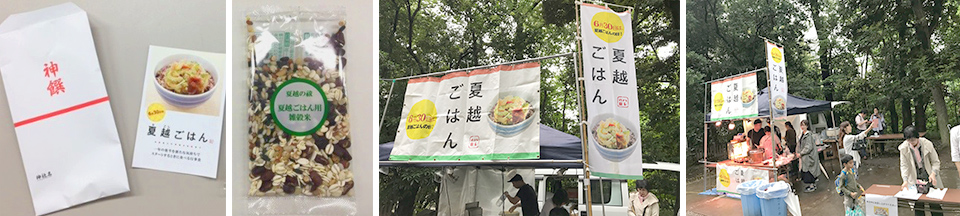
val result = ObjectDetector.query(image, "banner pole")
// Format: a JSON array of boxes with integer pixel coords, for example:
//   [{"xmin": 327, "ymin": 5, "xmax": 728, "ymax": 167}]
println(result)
[{"xmin": 574, "ymin": 1, "xmax": 593, "ymax": 216}]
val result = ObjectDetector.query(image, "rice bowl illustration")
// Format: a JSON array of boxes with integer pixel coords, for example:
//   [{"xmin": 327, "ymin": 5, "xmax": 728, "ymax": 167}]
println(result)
[
  {"xmin": 741, "ymin": 88, "xmax": 756, "ymax": 107},
  {"xmin": 772, "ymin": 95, "xmax": 787, "ymax": 115},
  {"xmin": 589, "ymin": 114, "xmax": 639, "ymax": 162},
  {"xmin": 153, "ymin": 54, "xmax": 218, "ymax": 108},
  {"xmin": 487, "ymin": 91, "xmax": 537, "ymax": 137}
]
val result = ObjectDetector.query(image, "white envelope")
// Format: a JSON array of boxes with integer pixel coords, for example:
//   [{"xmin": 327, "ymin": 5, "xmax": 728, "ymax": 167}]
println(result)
[{"xmin": 0, "ymin": 3, "xmax": 130, "ymax": 216}]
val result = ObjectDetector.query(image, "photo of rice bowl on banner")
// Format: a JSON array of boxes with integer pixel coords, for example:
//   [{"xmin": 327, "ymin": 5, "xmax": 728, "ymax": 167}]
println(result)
[{"xmin": 390, "ymin": 62, "xmax": 540, "ymax": 161}]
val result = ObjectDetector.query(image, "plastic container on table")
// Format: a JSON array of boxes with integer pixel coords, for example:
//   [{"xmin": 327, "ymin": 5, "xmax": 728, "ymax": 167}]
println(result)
[
  {"xmin": 756, "ymin": 181, "xmax": 790, "ymax": 216},
  {"xmin": 736, "ymin": 180, "xmax": 766, "ymax": 216}
]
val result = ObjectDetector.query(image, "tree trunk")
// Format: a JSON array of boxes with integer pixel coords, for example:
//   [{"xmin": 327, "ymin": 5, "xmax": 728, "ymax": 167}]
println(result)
[
  {"xmin": 888, "ymin": 101, "xmax": 899, "ymax": 133},
  {"xmin": 902, "ymin": 99, "xmax": 913, "ymax": 128},
  {"xmin": 395, "ymin": 183, "xmax": 421, "ymax": 216},
  {"xmin": 807, "ymin": 0, "xmax": 833, "ymax": 101},
  {"xmin": 931, "ymin": 83, "xmax": 949, "ymax": 143},
  {"xmin": 916, "ymin": 96, "xmax": 928, "ymax": 132}
]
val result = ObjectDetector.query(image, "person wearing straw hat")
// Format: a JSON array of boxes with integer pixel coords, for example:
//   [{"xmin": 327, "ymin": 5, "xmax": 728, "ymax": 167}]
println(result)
[{"xmin": 503, "ymin": 174, "xmax": 538, "ymax": 216}]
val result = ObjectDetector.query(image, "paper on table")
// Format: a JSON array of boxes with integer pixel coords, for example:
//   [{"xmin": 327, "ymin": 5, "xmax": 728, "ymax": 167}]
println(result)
[
  {"xmin": 0, "ymin": 3, "xmax": 129, "ymax": 215},
  {"xmin": 893, "ymin": 188, "xmax": 922, "ymax": 200},
  {"xmin": 926, "ymin": 188, "xmax": 947, "ymax": 200}
]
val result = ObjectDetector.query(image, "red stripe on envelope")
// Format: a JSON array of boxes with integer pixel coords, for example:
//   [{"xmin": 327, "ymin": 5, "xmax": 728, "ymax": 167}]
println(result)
[{"xmin": 14, "ymin": 96, "xmax": 110, "ymax": 127}]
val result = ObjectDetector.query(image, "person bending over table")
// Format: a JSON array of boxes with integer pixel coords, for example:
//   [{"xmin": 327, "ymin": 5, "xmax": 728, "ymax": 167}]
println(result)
[
  {"xmin": 503, "ymin": 174, "xmax": 539, "ymax": 216},
  {"xmin": 899, "ymin": 126, "xmax": 943, "ymax": 216}
]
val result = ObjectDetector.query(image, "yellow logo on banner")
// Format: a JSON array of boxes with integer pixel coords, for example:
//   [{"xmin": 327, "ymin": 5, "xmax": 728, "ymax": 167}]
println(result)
[
  {"xmin": 406, "ymin": 99, "xmax": 438, "ymax": 140},
  {"xmin": 591, "ymin": 12, "xmax": 624, "ymax": 43},
  {"xmin": 771, "ymin": 47, "xmax": 783, "ymax": 63},
  {"xmin": 719, "ymin": 168, "xmax": 731, "ymax": 187},
  {"xmin": 713, "ymin": 92, "xmax": 724, "ymax": 111},
  {"xmin": 147, "ymin": 103, "xmax": 166, "ymax": 122}
]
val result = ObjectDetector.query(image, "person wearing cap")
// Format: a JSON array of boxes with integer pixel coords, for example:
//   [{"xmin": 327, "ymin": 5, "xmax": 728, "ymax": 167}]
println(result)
[
  {"xmin": 503, "ymin": 174, "xmax": 538, "ymax": 216},
  {"xmin": 628, "ymin": 179, "xmax": 659, "ymax": 216}
]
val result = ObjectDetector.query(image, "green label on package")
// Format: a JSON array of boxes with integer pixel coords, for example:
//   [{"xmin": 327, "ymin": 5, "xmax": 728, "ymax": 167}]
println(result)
[{"xmin": 270, "ymin": 78, "xmax": 329, "ymax": 136}]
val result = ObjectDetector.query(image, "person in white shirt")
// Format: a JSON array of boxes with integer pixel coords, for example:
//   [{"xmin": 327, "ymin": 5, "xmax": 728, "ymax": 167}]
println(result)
[
  {"xmin": 952, "ymin": 110, "xmax": 960, "ymax": 183},
  {"xmin": 838, "ymin": 121, "xmax": 875, "ymax": 171},
  {"xmin": 855, "ymin": 109, "xmax": 870, "ymax": 132}
]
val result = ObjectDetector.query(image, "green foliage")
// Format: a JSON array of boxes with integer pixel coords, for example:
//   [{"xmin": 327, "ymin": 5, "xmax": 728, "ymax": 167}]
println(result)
[
  {"xmin": 687, "ymin": 0, "xmax": 958, "ymax": 176},
  {"xmin": 380, "ymin": 0, "xmax": 679, "ymax": 215}
]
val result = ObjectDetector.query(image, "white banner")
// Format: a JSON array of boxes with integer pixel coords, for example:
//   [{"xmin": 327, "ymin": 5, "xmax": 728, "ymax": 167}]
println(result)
[
  {"xmin": 391, "ymin": 63, "xmax": 540, "ymax": 160},
  {"xmin": 766, "ymin": 41, "xmax": 787, "ymax": 119},
  {"xmin": 580, "ymin": 3, "xmax": 643, "ymax": 179},
  {"xmin": 710, "ymin": 73, "xmax": 759, "ymax": 121},
  {"xmin": 865, "ymin": 194, "xmax": 898, "ymax": 216},
  {"xmin": 716, "ymin": 164, "xmax": 770, "ymax": 194}
]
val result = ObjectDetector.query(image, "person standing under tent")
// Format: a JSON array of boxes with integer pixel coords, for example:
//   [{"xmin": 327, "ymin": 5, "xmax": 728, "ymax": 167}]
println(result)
[
  {"xmin": 503, "ymin": 174, "xmax": 539, "ymax": 216},
  {"xmin": 898, "ymin": 126, "xmax": 944, "ymax": 216},
  {"xmin": 799, "ymin": 120, "xmax": 822, "ymax": 192},
  {"xmin": 783, "ymin": 122, "xmax": 800, "ymax": 180},
  {"xmin": 748, "ymin": 119, "xmax": 765, "ymax": 149},
  {"xmin": 838, "ymin": 121, "xmax": 875, "ymax": 172},
  {"xmin": 628, "ymin": 180, "xmax": 659, "ymax": 216},
  {"xmin": 540, "ymin": 179, "xmax": 569, "ymax": 215},
  {"xmin": 547, "ymin": 193, "xmax": 571, "ymax": 216},
  {"xmin": 759, "ymin": 126, "xmax": 780, "ymax": 159},
  {"xmin": 784, "ymin": 122, "xmax": 798, "ymax": 153}
]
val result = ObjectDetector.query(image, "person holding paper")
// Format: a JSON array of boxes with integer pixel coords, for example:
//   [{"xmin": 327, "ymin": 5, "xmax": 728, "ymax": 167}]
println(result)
[
  {"xmin": 838, "ymin": 121, "xmax": 875, "ymax": 171},
  {"xmin": 856, "ymin": 109, "xmax": 870, "ymax": 132},
  {"xmin": 871, "ymin": 107, "xmax": 886, "ymax": 134},
  {"xmin": 898, "ymin": 126, "xmax": 943, "ymax": 216},
  {"xmin": 799, "ymin": 120, "xmax": 821, "ymax": 192},
  {"xmin": 503, "ymin": 174, "xmax": 539, "ymax": 216}
]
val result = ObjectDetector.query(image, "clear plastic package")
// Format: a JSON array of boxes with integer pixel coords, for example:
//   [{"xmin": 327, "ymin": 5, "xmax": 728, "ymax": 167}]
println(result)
[{"xmin": 244, "ymin": 5, "xmax": 355, "ymax": 215}]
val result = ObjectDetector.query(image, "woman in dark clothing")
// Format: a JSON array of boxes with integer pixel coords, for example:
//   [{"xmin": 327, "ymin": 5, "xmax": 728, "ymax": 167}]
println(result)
[{"xmin": 784, "ymin": 122, "xmax": 798, "ymax": 153}]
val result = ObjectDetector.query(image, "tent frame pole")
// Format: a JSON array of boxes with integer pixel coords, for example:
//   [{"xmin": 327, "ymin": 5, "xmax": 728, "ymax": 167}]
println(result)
[{"xmin": 379, "ymin": 80, "xmax": 396, "ymax": 129}]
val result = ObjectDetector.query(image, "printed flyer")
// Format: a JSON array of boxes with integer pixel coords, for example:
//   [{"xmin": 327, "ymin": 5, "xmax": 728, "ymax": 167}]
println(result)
[{"xmin": 131, "ymin": 45, "xmax": 225, "ymax": 178}]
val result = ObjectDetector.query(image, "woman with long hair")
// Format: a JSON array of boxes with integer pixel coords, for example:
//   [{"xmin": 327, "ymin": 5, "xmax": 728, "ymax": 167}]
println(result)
[{"xmin": 838, "ymin": 121, "xmax": 874, "ymax": 172}]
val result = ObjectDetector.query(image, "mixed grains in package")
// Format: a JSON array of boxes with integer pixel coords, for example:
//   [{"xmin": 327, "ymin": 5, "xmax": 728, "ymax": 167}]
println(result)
[{"xmin": 245, "ymin": 8, "xmax": 352, "ymax": 197}]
